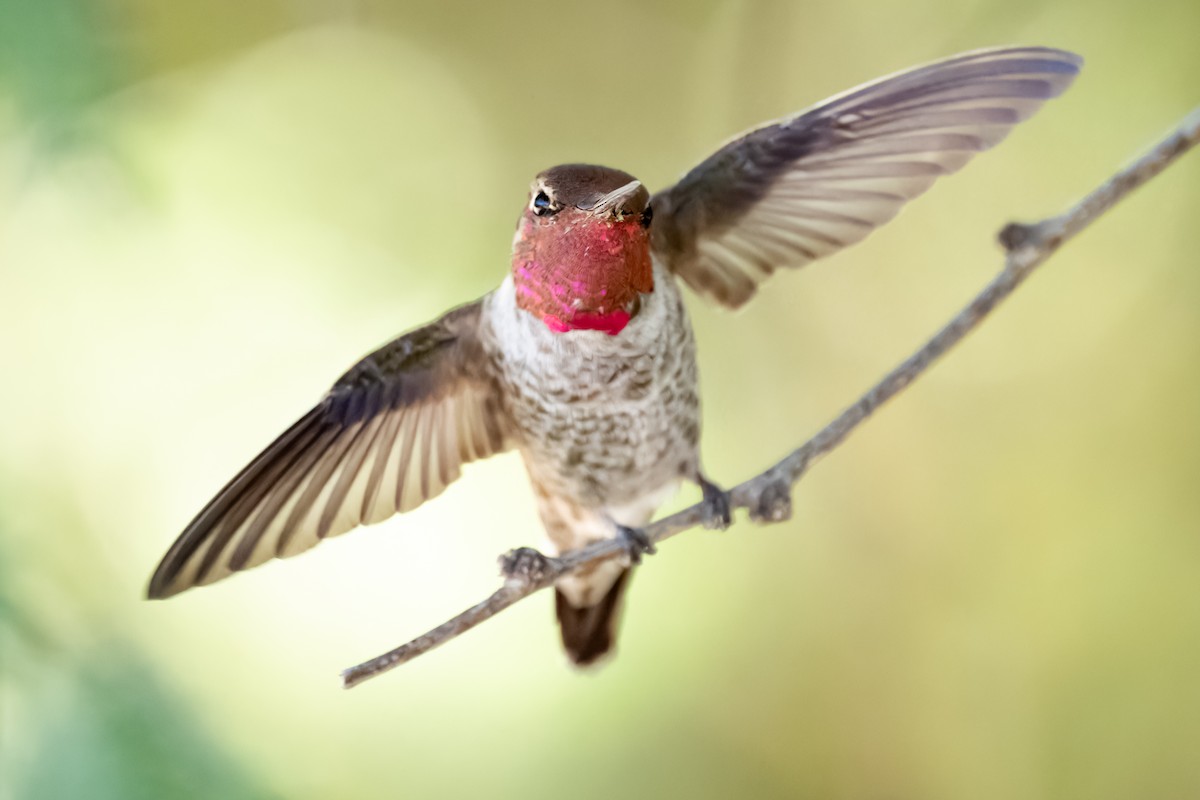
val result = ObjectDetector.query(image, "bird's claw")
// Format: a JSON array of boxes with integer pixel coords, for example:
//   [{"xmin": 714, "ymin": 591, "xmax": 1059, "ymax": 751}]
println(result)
[
  {"xmin": 499, "ymin": 546, "xmax": 556, "ymax": 584},
  {"xmin": 616, "ymin": 525, "xmax": 656, "ymax": 565},
  {"xmin": 698, "ymin": 475, "xmax": 733, "ymax": 530}
]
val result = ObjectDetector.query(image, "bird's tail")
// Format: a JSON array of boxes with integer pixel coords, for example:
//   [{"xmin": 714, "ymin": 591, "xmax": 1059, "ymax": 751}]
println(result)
[{"xmin": 554, "ymin": 568, "xmax": 631, "ymax": 666}]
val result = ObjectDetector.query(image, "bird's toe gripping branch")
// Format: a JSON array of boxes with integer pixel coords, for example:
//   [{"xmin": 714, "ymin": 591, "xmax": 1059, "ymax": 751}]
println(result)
[
  {"xmin": 499, "ymin": 546, "xmax": 558, "ymax": 585},
  {"xmin": 697, "ymin": 474, "xmax": 733, "ymax": 530},
  {"xmin": 616, "ymin": 525, "xmax": 657, "ymax": 565}
]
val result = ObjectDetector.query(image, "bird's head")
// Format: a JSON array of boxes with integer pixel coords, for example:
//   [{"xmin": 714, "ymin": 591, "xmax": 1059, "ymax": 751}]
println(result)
[{"xmin": 511, "ymin": 164, "xmax": 654, "ymax": 335}]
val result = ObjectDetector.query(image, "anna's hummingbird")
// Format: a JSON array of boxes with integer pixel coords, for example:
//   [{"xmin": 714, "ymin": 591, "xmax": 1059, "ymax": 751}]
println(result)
[{"xmin": 148, "ymin": 47, "xmax": 1080, "ymax": 665}]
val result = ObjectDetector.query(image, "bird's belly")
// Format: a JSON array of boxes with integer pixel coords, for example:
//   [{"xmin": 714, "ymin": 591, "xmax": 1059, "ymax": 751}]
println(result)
[
  {"xmin": 485, "ymin": 267, "xmax": 701, "ymax": 513},
  {"xmin": 514, "ymin": 385, "xmax": 698, "ymax": 510}
]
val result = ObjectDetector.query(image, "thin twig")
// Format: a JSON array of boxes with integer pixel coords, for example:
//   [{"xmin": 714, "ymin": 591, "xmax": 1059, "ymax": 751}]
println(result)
[{"xmin": 342, "ymin": 107, "xmax": 1200, "ymax": 689}]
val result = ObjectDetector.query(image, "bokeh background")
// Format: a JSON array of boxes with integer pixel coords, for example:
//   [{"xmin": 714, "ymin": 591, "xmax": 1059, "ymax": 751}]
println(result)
[{"xmin": 2, "ymin": 1, "xmax": 1198, "ymax": 798}]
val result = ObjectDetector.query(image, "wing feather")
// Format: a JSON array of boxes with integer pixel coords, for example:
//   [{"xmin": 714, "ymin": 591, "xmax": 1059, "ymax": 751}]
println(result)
[
  {"xmin": 148, "ymin": 299, "xmax": 508, "ymax": 599},
  {"xmin": 650, "ymin": 46, "xmax": 1082, "ymax": 308}
]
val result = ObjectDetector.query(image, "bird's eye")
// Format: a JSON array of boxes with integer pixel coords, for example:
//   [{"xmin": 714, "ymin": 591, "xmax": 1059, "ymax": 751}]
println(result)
[
  {"xmin": 532, "ymin": 190, "xmax": 556, "ymax": 216},
  {"xmin": 640, "ymin": 204, "xmax": 654, "ymax": 228}
]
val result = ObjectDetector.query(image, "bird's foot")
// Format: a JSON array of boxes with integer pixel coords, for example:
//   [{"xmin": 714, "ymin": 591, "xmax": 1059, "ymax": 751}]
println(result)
[
  {"xmin": 616, "ymin": 525, "xmax": 657, "ymax": 566},
  {"xmin": 499, "ymin": 546, "xmax": 558, "ymax": 585},
  {"xmin": 697, "ymin": 474, "xmax": 733, "ymax": 530},
  {"xmin": 746, "ymin": 474, "xmax": 793, "ymax": 524}
]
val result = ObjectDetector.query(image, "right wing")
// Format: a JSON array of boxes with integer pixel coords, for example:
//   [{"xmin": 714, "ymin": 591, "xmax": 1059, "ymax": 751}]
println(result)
[
  {"xmin": 148, "ymin": 300, "xmax": 508, "ymax": 599},
  {"xmin": 650, "ymin": 47, "xmax": 1082, "ymax": 308}
]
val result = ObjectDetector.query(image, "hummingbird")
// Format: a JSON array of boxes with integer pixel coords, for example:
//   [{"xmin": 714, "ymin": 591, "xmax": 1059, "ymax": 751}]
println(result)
[{"xmin": 148, "ymin": 47, "xmax": 1080, "ymax": 665}]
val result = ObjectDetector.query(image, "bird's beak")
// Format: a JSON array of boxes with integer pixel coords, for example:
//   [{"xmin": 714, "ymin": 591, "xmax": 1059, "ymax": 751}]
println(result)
[{"xmin": 586, "ymin": 180, "xmax": 644, "ymax": 218}]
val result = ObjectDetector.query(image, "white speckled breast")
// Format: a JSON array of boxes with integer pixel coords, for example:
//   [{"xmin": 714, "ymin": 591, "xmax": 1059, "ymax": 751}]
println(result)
[{"xmin": 482, "ymin": 262, "xmax": 701, "ymax": 514}]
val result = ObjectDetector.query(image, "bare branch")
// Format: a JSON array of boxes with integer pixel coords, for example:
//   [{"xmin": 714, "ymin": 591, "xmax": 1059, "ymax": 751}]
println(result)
[{"xmin": 342, "ymin": 106, "xmax": 1200, "ymax": 690}]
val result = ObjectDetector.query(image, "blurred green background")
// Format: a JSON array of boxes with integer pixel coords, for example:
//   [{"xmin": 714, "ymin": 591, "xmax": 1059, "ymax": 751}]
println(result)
[{"xmin": 2, "ymin": 1, "xmax": 1199, "ymax": 798}]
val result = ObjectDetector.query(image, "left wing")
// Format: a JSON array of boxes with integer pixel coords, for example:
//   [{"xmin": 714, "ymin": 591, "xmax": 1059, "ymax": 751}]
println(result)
[{"xmin": 147, "ymin": 300, "xmax": 507, "ymax": 599}]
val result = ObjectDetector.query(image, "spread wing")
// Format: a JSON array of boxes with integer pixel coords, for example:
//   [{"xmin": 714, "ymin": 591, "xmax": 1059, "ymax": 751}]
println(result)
[
  {"xmin": 148, "ymin": 300, "xmax": 507, "ymax": 599},
  {"xmin": 650, "ymin": 46, "xmax": 1082, "ymax": 308}
]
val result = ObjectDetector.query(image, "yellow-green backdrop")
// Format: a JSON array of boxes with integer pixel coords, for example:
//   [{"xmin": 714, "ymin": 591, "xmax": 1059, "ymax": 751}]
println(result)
[{"xmin": 3, "ymin": 1, "xmax": 1199, "ymax": 798}]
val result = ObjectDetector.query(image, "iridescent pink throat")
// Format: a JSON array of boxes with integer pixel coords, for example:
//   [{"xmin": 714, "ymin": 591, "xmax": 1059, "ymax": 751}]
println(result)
[{"xmin": 511, "ymin": 212, "xmax": 653, "ymax": 336}]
